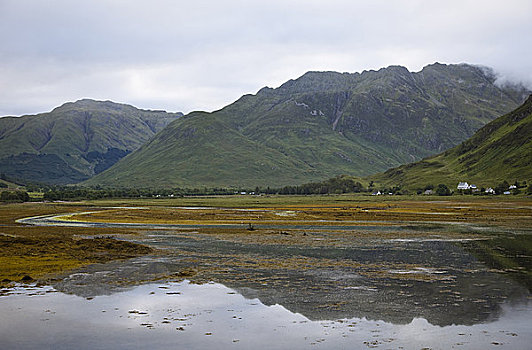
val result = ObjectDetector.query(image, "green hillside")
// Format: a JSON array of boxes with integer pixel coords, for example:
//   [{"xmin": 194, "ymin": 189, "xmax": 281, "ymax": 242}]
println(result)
[
  {"xmin": 87, "ymin": 63, "xmax": 529, "ymax": 188},
  {"xmin": 0, "ymin": 100, "xmax": 182, "ymax": 184},
  {"xmin": 370, "ymin": 95, "xmax": 532, "ymax": 190}
]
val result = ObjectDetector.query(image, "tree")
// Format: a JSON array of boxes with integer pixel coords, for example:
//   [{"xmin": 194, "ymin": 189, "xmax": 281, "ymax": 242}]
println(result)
[
  {"xmin": 495, "ymin": 181, "xmax": 510, "ymax": 195},
  {"xmin": 435, "ymin": 184, "xmax": 451, "ymax": 196},
  {"xmin": 0, "ymin": 190, "xmax": 30, "ymax": 202}
]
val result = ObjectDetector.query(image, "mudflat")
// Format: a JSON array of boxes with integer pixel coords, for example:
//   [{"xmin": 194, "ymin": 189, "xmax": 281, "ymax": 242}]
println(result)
[{"xmin": 2, "ymin": 195, "xmax": 531, "ymax": 289}]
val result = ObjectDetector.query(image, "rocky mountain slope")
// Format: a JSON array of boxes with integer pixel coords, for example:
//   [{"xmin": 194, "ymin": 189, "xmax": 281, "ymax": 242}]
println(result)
[
  {"xmin": 86, "ymin": 63, "xmax": 529, "ymax": 188},
  {"xmin": 0, "ymin": 99, "xmax": 182, "ymax": 184},
  {"xmin": 371, "ymin": 94, "xmax": 532, "ymax": 190}
]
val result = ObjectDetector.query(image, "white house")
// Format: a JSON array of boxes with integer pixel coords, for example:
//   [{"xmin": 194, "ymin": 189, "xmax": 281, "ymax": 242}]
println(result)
[
  {"xmin": 485, "ymin": 187, "xmax": 495, "ymax": 194},
  {"xmin": 457, "ymin": 182, "xmax": 469, "ymax": 190},
  {"xmin": 509, "ymin": 185, "xmax": 517, "ymax": 189},
  {"xmin": 457, "ymin": 182, "xmax": 479, "ymax": 190}
]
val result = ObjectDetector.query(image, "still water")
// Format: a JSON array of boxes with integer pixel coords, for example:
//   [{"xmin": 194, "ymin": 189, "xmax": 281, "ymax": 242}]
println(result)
[
  {"xmin": 2, "ymin": 216, "xmax": 531, "ymax": 349},
  {"xmin": 1, "ymin": 281, "xmax": 530, "ymax": 350}
]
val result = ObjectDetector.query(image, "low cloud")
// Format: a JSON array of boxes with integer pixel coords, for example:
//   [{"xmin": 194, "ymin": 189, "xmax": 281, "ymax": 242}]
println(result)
[{"xmin": 1, "ymin": 0, "xmax": 531, "ymax": 116}]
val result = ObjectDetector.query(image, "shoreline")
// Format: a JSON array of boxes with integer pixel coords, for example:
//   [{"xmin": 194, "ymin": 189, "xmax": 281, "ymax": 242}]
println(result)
[{"xmin": 0, "ymin": 202, "xmax": 153, "ymax": 285}]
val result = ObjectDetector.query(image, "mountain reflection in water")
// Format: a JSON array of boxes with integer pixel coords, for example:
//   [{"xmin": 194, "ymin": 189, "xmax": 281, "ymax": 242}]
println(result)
[
  {"xmin": 1, "ymin": 281, "xmax": 530, "ymax": 350},
  {"xmin": 44, "ymin": 226, "xmax": 531, "ymax": 328}
]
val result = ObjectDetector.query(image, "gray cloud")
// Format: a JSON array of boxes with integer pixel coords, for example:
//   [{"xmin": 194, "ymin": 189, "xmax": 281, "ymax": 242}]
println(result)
[{"xmin": 1, "ymin": 0, "xmax": 531, "ymax": 116}]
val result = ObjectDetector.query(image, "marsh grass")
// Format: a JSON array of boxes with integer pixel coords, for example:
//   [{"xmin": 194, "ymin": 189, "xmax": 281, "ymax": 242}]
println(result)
[
  {"xmin": 69, "ymin": 195, "xmax": 532, "ymax": 229},
  {"xmin": 0, "ymin": 203, "xmax": 152, "ymax": 284},
  {"xmin": 1, "ymin": 195, "xmax": 530, "ymax": 286}
]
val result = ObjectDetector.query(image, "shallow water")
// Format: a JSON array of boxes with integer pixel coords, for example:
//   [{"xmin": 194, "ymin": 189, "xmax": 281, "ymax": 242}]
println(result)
[
  {"xmin": 1, "ymin": 281, "xmax": 530, "ymax": 350},
  {"xmin": 4, "ymin": 211, "xmax": 532, "ymax": 349}
]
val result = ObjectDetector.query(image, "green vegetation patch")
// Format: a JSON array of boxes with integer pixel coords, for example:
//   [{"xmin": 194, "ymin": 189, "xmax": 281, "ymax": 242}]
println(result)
[{"xmin": 371, "ymin": 95, "xmax": 532, "ymax": 191}]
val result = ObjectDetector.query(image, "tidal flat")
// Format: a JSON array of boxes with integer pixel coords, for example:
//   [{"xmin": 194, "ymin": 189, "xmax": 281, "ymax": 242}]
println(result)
[{"xmin": 1, "ymin": 195, "xmax": 531, "ymax": 349}]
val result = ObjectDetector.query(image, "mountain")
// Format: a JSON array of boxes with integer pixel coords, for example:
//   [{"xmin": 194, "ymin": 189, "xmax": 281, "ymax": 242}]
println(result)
[
  {"xmin": 0, "ymin": 99, "xmax": 182, "ymax": 184},
  {"xmin": 370, "ymin": 94, "xmax": 532, "ymax": 190},
  {"xmin": 86, "ymin": 63, "xmax": 530, "ymax": 188}
]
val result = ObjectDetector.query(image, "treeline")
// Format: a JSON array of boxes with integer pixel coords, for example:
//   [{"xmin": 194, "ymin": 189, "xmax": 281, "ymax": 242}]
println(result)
[
  {"xmin": 21, "ymin": 175, "xmax": 368, "ymax": 200},
  {"xmin": 0, "ymin": 173, "xmax": 31, "ymax": 202},
  {"xmin": 40, "ymin": 187, "xmax": 239, "ymax": 201},
  {"xmin": 3, "ymin": 175, "xmax": 531, "ymax": 202},
  {"xmin": 0, "ymin": 191, "xmax": 30, "ymax": 202},
  {"xmin": 278, "ymin": 176, "xmax": 365, "ymax": 195}
]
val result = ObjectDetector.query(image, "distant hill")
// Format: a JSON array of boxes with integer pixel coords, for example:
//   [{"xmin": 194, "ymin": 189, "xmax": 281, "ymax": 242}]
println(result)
[
  {"xmin": 370, "ymin": 94, "xmax": 532, "ymax": 190},
  {"xmin": 0, "ymin": 99, "xmax": 182, "ymax": 184},
  {"xmin": 87, "ymin": 63, "xmax": 529, "ymax": 188}
]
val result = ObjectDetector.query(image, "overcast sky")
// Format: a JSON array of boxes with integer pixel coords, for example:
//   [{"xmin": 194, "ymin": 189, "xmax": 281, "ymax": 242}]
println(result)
[{"xmin": 1, "ymin": 0, "xmax": 531, "ymax": 116}]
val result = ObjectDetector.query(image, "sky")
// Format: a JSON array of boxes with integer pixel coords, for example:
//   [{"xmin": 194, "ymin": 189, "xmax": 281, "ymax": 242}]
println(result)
[{"xmin": 1, "ymin": 0, "xmax": 531, "ymax": 116}]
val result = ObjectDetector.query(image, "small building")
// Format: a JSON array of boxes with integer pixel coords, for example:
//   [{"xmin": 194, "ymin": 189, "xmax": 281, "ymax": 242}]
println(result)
[
  {"xmin": 424, "ymin": 189, "xmax": 433, "ymax": 195},
  {"xmin": 371, "ymin": 190, "xmax": 381, "ymax": 196},
  {"xmin": 509, "ymin": 185, "xmax": 517, "ymax": 189},
  {"xmin": 457, "ymin": 182, "xmax": 469, "ymax": 190},
  {"xmin": 485, "ymin": 187, "xmax": 495, "ymax": 194}
]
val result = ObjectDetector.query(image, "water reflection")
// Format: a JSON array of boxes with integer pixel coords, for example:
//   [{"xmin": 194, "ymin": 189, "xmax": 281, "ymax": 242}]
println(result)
[
  {"xmin": 0, "ymin": 281, "xmax": 530, "ymax": 350},
  {"xmin": 43, "ymin": 228, "xmax": 531, "ymax": 327},
  {"xmin": 461, "ymin": 235, "xmax": 532, "ymax": 292},
  {"xmin": 10, "ymin": 212, "xmax": 532, "ymax": 345}
]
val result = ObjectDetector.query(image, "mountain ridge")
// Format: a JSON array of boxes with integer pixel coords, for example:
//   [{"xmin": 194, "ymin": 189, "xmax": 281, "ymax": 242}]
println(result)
[
  {"xmin": 370, "ymin": 94, "xmax": 532, "ymax": 190},
  {"xmin": 0, "ymin": 99, "xmax": 182, "ymax": 184},
  {"xmin": 86, "ymin": 63, "xmax": 530, "ymax": 188}
]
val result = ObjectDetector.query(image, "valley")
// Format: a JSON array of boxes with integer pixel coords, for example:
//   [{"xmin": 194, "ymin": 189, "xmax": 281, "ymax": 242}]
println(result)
[
  {"xmin": 3, "ymin": 2, "xmax": 531, "ymax": 348},
  {"xmin": 2, "ymin": 195, "xmax": 531, "ymax": 348}
]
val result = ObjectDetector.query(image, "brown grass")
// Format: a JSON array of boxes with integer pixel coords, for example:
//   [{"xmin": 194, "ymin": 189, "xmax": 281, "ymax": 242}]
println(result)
[
  {"xmin": 0, "ymin": 202, "xmax": 152, "ymax": 284},
  {"xmin": 2, "ymin": 196, "xmax": 531, "ymax": 285},
  {"xmin": 66, "ymin": 199, "xmax": 532, "ymax": 229}
]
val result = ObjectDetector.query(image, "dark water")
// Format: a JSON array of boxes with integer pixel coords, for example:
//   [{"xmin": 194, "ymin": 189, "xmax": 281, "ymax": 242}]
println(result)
[{"xmin": 3, "ymin": 214, "xmax": 532, "ymax": 349}]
